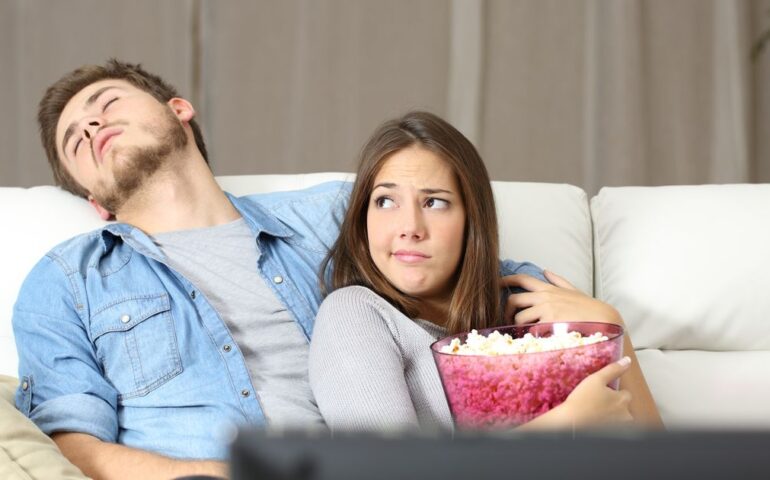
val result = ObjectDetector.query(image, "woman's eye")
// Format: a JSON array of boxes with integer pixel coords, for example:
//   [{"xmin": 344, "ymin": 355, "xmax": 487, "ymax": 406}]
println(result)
[
  {"xmin": 103, "ymin": 97, "xmax": 118, "ymax": 112},
  {"xmin": 375, "ymin": 196, "xmax": 396, "ymax": 208},
  {"xmin": 425, "ymin": 198, "xmax": 449, "ymax": 209}
]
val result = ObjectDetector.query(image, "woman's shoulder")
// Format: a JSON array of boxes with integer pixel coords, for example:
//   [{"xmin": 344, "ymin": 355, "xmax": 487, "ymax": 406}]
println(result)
[
  {"xmin": 318, "ymin": 286, "xmax": 402, "ymax": 324},
  {"xmin": 322, "ymin": 285, "xmax": 391, "ymax": 308},
  {"xmin": 313, "ymin": 286, "xmax": 413, "ymax": 345}
]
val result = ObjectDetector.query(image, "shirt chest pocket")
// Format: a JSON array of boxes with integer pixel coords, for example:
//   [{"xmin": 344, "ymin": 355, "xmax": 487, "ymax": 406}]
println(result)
[{"xmin": 90, "ymin": 294, "xmax": 182, "ymax": 401}]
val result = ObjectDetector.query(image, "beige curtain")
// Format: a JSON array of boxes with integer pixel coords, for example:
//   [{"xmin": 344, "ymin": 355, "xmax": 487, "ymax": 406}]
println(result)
[
  {"xmin": 0, "ymin": 0, "xmax": 195, "ymax": 188},
  {"xmin": 0, "ymin": 0, "xmax": 767, "ymax": 194},
  {"xmin": 756, "ymin": 0, "xmax": 770, "ymax": 182},
  {"xmin": 480, "ymin": 0, "xmax": 761, "ymax": 194},
  {"xmin": 200, "ymin": 0, "xmax": 451, "ymax": 176}
]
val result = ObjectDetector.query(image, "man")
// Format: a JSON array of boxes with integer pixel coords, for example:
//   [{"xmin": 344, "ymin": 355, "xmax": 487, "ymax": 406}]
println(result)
[{"xmin": 13, "ymin": 59, "xmax": 348, "ymax": 479}]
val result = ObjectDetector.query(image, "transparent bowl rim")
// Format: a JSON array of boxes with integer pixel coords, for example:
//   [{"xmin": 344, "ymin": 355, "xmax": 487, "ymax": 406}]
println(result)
[{"xmin": 429, "ymin": 321, "xmax": 624, "ymax": 358}]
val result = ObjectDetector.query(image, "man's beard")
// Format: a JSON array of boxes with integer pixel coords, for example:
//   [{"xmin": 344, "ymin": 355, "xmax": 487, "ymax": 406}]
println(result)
[{"xmin": 91, "ymin": 107, "xmax": 188, "ymax": 215}]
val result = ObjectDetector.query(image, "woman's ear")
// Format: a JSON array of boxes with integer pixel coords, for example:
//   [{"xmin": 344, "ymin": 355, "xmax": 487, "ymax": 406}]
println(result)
[
  {"xmin": 167, "ymin": 97, "xmax": 195, "ymax": 122},
  {"xmin": 88, "ymin": 196, "xmax": 113, "ymax": 221}
]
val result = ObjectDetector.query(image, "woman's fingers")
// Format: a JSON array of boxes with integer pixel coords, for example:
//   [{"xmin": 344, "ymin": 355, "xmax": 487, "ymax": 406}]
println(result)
[
  {"xmin": 543, "ymin": 269, "xmax": 577, "ymax": 291},
  {"xmin": 593, "ymin": 356, "xmax": 632, "ymax": 385},
  {"xmin": 512, "ymin": 305, "xmax": 544, "ymax": 325},
  {"xmin": 500, "ymin": 273, "xmax": 551, "ymax": 292}
]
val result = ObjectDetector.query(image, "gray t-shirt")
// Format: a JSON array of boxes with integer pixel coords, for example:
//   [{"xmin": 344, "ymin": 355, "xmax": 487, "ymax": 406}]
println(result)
[
  {"xmin": 308, "ymin": 285, "xmax": 454, "ymax": 432},
  {"xmin": 153, "ymin": 218, "xmax": 324, "ymax": 429}
]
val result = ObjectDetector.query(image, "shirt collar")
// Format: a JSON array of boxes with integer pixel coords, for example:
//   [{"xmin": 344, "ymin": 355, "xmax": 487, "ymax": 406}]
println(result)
[
  {"xmin": 96, "ymin": 192, "xmax": 293, "ymax": 253},
  {"xmin": 225, "ymin": 192, "xmax": 292, "ymax": 239}
]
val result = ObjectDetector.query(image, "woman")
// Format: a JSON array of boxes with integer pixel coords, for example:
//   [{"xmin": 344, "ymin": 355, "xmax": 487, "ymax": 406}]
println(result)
[{"xmin": 309, "ymin": 111, "xmax": 662, "ymax": 432}]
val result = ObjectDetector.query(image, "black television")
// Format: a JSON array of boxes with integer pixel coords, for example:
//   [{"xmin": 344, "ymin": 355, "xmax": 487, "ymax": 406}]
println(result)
[{"xmin": 230, "ymin": 428, "xmax": 770, "ymax": 480}]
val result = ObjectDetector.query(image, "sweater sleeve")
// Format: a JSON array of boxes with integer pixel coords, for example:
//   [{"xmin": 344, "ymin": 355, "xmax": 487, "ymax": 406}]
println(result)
[{"xmin": 309, "ymin": 286, "xmax": 421, "ymax": 432}]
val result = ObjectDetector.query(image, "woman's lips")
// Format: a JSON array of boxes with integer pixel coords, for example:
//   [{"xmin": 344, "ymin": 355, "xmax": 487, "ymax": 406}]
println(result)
[{"xmin": 393, "ymin": 250, "xmax": 431, "ymax": 263}]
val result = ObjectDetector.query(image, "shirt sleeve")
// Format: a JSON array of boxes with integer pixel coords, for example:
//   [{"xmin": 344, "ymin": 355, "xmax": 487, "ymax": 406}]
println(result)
[
  {"xmin": 499, "ymin": 258, "xmax": 547, "ymax": 283},
  {"xmin": 13, "ymin": 255, "xmax": 119, "ymax": 442},
  {"xmin": 309, "ymin": 286, "xmax": 421, "ymax": 432}
]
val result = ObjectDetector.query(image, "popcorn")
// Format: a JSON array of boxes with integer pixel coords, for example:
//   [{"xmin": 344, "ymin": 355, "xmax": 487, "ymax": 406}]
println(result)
[
  {"xmin": 432, "ymin": 324, "xmax": 623, "ymax": 430},
  {"xmin": 440, "ymin": 329, "xmax": 609, "ymax": 356}
]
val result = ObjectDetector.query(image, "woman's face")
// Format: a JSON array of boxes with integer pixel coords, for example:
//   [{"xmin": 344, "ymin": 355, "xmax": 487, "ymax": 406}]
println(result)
[{"xmin": 366, "ymin": 146, "xmax": 466, "ymax": 305}]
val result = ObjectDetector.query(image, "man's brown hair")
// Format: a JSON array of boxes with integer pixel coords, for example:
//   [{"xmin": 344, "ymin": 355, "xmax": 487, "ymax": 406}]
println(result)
[
  {"xmin": 38, "ymin": 58, "xmax": 208, "ymax": 198},
  {"xmin": 321, "ymin": 111, "xmax": 501, "ymax": 334}
]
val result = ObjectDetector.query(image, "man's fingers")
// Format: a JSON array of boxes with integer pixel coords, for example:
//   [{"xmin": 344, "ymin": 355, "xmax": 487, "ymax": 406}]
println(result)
[{"xmin": 543, "ymin": 270, "xmax": 576, "ymax": 291}]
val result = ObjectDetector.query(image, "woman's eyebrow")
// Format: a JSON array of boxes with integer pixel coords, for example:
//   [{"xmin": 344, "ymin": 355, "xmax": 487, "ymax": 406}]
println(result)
[
  {"xmin": 372, "ymin": 183, "xmax": 454, "ymax": 195},
  {"xmin": 420, "ymin": 188, "xmax": 453, "ymax": 195}
]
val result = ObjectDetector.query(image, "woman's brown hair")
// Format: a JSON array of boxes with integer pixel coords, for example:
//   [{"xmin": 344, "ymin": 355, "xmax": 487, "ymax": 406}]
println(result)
[{"xmin": 321, "ymin": 111, "xmax": 501, "ymax": 334}]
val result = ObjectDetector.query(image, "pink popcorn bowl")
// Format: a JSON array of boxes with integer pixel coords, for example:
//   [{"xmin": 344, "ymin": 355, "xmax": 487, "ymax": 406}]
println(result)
[{"xmin": 430, "ymin": 322, "xmax": 623, "ymax": 430}]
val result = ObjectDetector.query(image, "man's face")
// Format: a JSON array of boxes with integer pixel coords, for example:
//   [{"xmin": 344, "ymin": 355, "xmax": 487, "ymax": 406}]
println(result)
[{"xmin": 56, "ymin": 79, "xmax": 187, "ymax": 215}]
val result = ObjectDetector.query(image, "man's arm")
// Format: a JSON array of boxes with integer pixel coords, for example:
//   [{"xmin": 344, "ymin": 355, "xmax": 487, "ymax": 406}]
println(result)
[
  {"xmin": 14, "ymin": 256, "xmax": 226, "ymax": 479},
  {"xmin": 53, "ymin": 432, "xmax": 228, "ymax": 480}
]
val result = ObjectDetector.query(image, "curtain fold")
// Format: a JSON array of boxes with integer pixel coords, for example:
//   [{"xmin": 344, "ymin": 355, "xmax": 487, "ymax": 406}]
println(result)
[
  {"xmin": 482, "ymin": 0, "xmax": 758, "ymax": 195},
  {"xmin": 0, "ymin": 0, "xmax": 765, "ymax": 190}
]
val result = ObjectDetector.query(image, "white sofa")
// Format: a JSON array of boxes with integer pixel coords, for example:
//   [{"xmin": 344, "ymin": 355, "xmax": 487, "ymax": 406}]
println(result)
[{"xmin": 1, "ymin": 174, "xmax": 769, "ymax": 447}]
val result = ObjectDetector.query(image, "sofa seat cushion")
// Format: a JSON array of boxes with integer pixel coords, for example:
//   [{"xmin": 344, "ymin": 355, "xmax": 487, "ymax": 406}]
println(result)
[{"xmin": 0, "ymin": 375, "xmax": 89, "ymax": 480}]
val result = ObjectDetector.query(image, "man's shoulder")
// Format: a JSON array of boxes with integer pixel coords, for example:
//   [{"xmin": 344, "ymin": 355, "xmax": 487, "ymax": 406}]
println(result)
[
  {"xmin": 499, "ymin": 259, "xmax": 546, "ymax": 282},
  {"xmin": 236, "ymin": 181, "xmax": 351, "ymax": 241},
  {"xmin": 33, "ymin": 228, "xmax": 108, "ymax": 275},
  {"xmin": 15, "ymin": 229, "xmax": 108, "ymax": 313},
  {"xmin": 238, "ymin": 180, "xmax": 352, "ymax": 210}
]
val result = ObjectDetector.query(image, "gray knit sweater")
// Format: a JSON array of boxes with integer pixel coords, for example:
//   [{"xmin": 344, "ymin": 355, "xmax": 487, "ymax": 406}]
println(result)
[{"xmin": 308, "ymin": 286, "xmax": 454, "ymax": 432}]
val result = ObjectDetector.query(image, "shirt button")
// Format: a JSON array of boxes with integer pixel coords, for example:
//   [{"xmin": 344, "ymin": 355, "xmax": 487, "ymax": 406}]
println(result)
[
  {"xmin": 241, "ymin": 389, "xmax": 250, "ymax": 397},
  {"xmin": 223, "ymin": 344, "xmax": 232, "ymax": 352},
  {"xmin": 190, "ymin": 290, "xmax": 196, "ymax": 299},
  {"xmin": 273, "ymin": 276, "xmax": 284, "ymax": 284},
  {"xmin": 21, "ymin": 381, "xmax": 29, "ymax": 391},
  {"xmin": 120, "ymin": 314, "xmax": 131, "ymax": 324}
]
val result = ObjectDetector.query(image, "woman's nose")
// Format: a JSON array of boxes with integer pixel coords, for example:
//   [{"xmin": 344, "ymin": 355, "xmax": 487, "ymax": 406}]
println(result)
[{"xmin": 398, "ymin": 207, "xmax": 426, "ymax": 239}]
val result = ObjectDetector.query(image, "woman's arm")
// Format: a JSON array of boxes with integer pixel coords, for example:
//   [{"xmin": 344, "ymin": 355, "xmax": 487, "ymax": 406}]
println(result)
[
  {"xmin": 501, "ymin": 271, "xmax": 664, "ymax": 428},
  {"xmin": 309, "ymin": 287, "xmax": 424, "ymax": 432}
]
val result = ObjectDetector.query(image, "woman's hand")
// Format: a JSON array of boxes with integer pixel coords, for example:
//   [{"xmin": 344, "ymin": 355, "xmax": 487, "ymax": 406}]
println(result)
[
  {"xmin": 517, "ymin": 357, "xmax": 635, "ymax": 431},
  {"xmin": 501, "ymin": 270, "xmax": 623, "ymax": 326},
  {"xmin": 557, "ymin": 357, "xmax": 635, "ymax": 427},
  {"xmin": 502, "ymin": 270, "xmax": 665, "ymax": 428}
]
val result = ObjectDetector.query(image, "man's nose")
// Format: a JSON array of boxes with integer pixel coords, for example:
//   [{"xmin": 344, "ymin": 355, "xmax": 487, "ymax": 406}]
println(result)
[{"xmin": 82, "ymin": 118, "xmax": 101, "ymax": 141}]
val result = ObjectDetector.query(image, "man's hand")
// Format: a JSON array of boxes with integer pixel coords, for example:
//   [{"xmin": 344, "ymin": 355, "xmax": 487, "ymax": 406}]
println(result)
[
  {"xmin": 52, "ymin": 432, "xmax": 228, "ymax": 480},
  {"xmin": 501, "ymin": 270, "xmax": 623, "ymax": 326}
]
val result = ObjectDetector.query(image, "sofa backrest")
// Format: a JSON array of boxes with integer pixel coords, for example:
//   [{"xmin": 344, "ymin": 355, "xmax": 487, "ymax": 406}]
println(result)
[
  {"xmin": 592, "ymin": 184, "xmax": 770, "ymax": 428},
  {"xmin": 0, "ymin": 174, "xmax": 593, "ymax": 378}
]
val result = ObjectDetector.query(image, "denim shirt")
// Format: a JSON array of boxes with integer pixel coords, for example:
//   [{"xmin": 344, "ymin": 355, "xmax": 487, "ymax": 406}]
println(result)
[{"xmin": 13, "ymin": 181, "xmax": 351, "ymax": 460}]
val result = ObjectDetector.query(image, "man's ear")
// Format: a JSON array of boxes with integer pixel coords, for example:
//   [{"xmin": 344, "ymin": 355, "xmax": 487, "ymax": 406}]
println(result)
[
  {"xmin": 167, "ymin": 97, "xmax": 195, "ymax": 123},
  {"xmin": 88, "ymin": 196, "xmax": 113, "ymax": 221}
]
